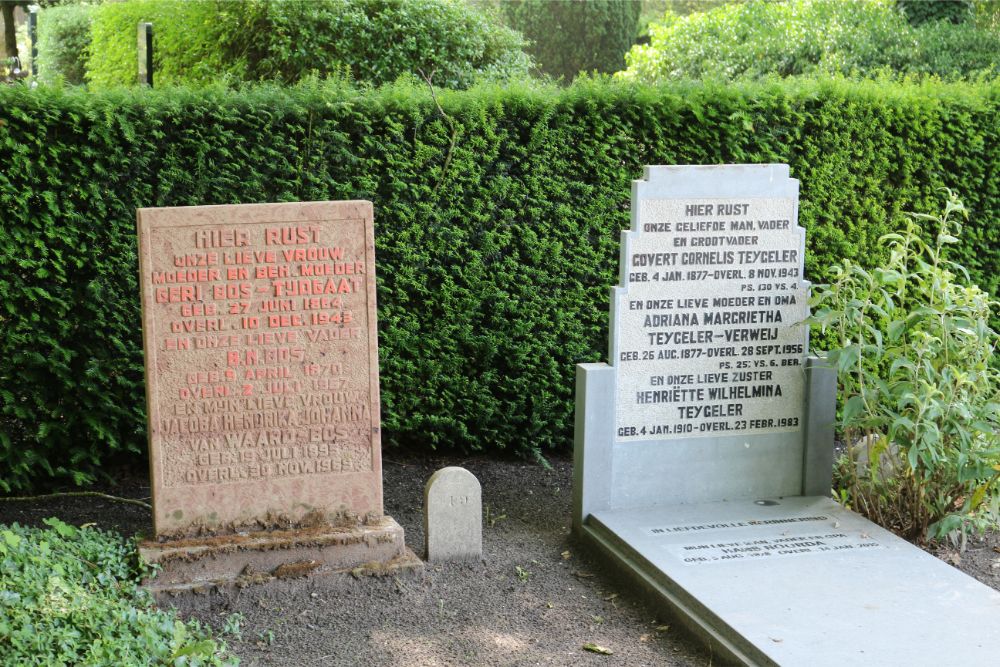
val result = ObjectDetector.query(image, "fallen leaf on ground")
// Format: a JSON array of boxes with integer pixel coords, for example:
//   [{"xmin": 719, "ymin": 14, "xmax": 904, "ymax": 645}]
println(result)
[
  {"xmin": 561, "ymin": 550, "xmax": 572, "ymax": 560},
  {"xmin": 655, "ymin": 625, "xmax": 670, "ymax": 633},
  {"xmin": 583, "ymin": 643, "xmax": 612, "ymax": 655},
  {"xmin": 639, "ymin": 634, "xmax": 651, "ymax": 642}
]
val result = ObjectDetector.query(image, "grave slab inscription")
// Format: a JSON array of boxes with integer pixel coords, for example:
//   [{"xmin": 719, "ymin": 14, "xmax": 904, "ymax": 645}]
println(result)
[
  {"xmin": 613, "ymin": 194, "xmax": 809, "ymax": 442},
  {"xmin": 138, "ymin": 201, "xmax": 382, "ymax": 538}
]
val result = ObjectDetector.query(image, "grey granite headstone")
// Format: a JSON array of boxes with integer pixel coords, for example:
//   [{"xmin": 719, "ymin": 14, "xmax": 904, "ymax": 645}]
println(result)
[
  {"xmin": 424, "ymin": 467, "xmax": 482, "ymax": 562},
  {"xmin": 572, "ymin": 164, "xmax": 1000, "ymax": 665},
  {"xmin": 574, "ymin": 163, "xmax": 834, "ymax": 531}
]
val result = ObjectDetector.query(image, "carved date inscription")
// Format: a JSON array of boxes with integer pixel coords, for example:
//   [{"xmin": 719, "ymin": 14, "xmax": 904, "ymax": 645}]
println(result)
[{"xmin": 138, "ymin": 201, "xmax": 382, "ymax": 537}]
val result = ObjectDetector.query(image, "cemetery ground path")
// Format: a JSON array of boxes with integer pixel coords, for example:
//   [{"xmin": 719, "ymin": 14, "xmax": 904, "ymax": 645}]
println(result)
[{"xmin": 3, "ymin": 455, "xmax": 999, "ymax": 666}]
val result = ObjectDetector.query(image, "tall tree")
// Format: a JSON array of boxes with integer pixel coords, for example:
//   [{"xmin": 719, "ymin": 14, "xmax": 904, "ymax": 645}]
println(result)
[{"xmin": 502, "ymin": 0, "xmax": 642, "ymax": 81}]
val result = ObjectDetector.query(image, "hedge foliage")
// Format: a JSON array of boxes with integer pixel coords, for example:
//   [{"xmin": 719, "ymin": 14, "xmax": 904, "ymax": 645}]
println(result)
[
  {"xmin": 85, "ymin": 0, "xmax": 532, "ymax": 89},
  {"xmin": 896, "ymin": 0, "xmax": 972, "ymax": 26},
  {"xmin": 1, "ymin": 77, "xmax": 999, "ymax": 491}
]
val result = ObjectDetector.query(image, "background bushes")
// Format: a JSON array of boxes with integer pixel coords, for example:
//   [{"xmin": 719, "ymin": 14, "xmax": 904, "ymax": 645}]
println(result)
[
  {"xmin": 497, "ymin": 0, "xmax": 642, "ymax": 81},
  {"xmin": 622, "ymin": 0, "xmax": 1000, "ymax": 82},
  {"xmin": 1, "ymin": 77, "xmax": 999, "ymax": 491},
  {"xmin": 83, "ymin": 0, "xmax": 532, "ymax": 89},
  {"xmin": 86, "ymin": 0, "xmax": 231, "ymax": 89},
  {"xmin": 35, "ymin": 2, "xmax": 93, "ymax": 86}
]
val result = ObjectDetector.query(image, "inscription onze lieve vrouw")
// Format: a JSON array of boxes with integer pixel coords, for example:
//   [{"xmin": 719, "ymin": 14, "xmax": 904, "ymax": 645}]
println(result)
[
  {"xmin": 138, "ymin": 201, "xmax": 383, "ymax": 538},
  {"xmin": 613, "ymin": 197, "xmax": 809, "ymax": 442}
]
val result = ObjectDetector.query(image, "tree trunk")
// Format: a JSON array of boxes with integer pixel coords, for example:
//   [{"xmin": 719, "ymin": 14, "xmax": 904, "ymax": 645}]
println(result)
[{"xmin": 2, "ymin": 2, "xmax": 18, "ymax": 61}]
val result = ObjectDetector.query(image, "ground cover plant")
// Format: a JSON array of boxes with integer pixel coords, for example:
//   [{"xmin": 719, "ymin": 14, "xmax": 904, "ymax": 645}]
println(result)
[
  {"xmin": 810, "ymin": 192, "xmax": 1000, "ymax": 543},
  {"xmin": 1, "ymin": 76, "xmax": 999, "ymax": 493},
  {"xmin": 0, "ymin": 517, "xmax": 236, "ymax": 665}
]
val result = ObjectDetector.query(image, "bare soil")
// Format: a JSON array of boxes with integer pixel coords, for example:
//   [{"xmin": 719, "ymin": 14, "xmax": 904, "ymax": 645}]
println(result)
[{"xmin": 3, "ymin": 454, "xmax": 999, "ymax": 666}]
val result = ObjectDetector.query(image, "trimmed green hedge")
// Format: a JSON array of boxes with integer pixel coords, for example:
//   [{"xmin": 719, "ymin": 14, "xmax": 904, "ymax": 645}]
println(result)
[{"xmin": 1, "ymin": 78, "xmax": 999, "ymax": 491}]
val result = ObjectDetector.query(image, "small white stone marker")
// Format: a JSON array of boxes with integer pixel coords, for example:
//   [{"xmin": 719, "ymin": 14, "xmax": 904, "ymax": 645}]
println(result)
[{"xmin": 424, "ymin": 467, "xmax": 482, "ymax": 562}]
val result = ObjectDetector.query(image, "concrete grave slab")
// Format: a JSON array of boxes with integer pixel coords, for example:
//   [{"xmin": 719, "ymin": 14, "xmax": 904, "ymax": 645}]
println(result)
[
  {"xmin": 424, "ymin": 466, "xmax": 483, "ymax": 561},
  {"xmin": 585, "ymin": 497, "xmax": 1000, "ymax": 666},
  {"xmin": 141, "ymin": 516, "xmax": 421, "ymax": 599}
]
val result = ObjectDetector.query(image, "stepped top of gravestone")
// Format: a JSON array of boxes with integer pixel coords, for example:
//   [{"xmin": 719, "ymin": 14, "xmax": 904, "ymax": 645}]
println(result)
[
  {"xmin": 137, "ymin": 200, "xmax": 383, "ymax": 538},
  {"xmin": 631, "ymin": 164, "xmax": 798, "ymax": 199},
  {"xmin": 424, "ymin": 466, "xmax": 482, "ymax": 562}
]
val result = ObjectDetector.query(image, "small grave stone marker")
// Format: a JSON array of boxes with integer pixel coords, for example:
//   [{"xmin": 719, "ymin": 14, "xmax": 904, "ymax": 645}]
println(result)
[
  {"xmin": 424, "ymin": 467, "xmax": 482, "ymax": 561},
  {"xmin": 573, "ymin": 164, "xmax": 1000, "ymax": 665}
]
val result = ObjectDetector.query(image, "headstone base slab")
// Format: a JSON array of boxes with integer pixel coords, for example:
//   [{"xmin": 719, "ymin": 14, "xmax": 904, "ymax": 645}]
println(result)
[
  {"xmin": 578, "ymin": 497, "xmax": 1000, "ymax": 667},
  {"xmin": 141, "ymin": 515, "xmax": 422, "ymax": 597}
]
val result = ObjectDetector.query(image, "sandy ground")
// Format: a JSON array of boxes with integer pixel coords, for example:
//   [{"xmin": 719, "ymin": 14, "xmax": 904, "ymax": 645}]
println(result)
[{"xmin": 3, "ymin": 455, "xmax": 999, "ymax": 666}]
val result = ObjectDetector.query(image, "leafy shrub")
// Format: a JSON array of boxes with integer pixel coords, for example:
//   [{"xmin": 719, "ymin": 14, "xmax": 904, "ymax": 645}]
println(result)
[
  {"xmin": 897, "ymin": 0, "xmax": 972, "ymax": 26},
  {"xmin": 811, "ymin": 192, "xmax": 1000, "ymax": 542},
  {"xmin": 1, "ymin": 77, "xmax": 1000, "ymax": 491},
  {"xmin": 499, "ymin": 0, "xmax": 642, "ymax": 81},
  {"xmin": 907, "ymin": 15, "xmax": 1000, "ymax": 79},
  {"xmin": 0, "ymin": 518, "xmax": 236, "ymax": 665},
  {"xmin": 36, "ymin": 3, "xmax": 94, "ymax": 86},
  {"xmin": 224, "ymin": 0, "xmax": 532, "ymax": 88},
  {"xmin": 622, "ymin": 0, "xmax": 1000, "ymax": 82},
  {"xmin": 85, "ymin": 0, "xmax": 532, "ymax": 89},
  {"xmin": 975, "ymin": 1, "xmax": 1000, "ymax": 30}
]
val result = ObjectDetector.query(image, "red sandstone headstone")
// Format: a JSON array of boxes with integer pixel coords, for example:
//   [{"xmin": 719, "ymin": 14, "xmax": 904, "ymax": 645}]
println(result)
[{"xmin": 137, "ymin": 201, "xmax": 383, "ymax": 539}]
